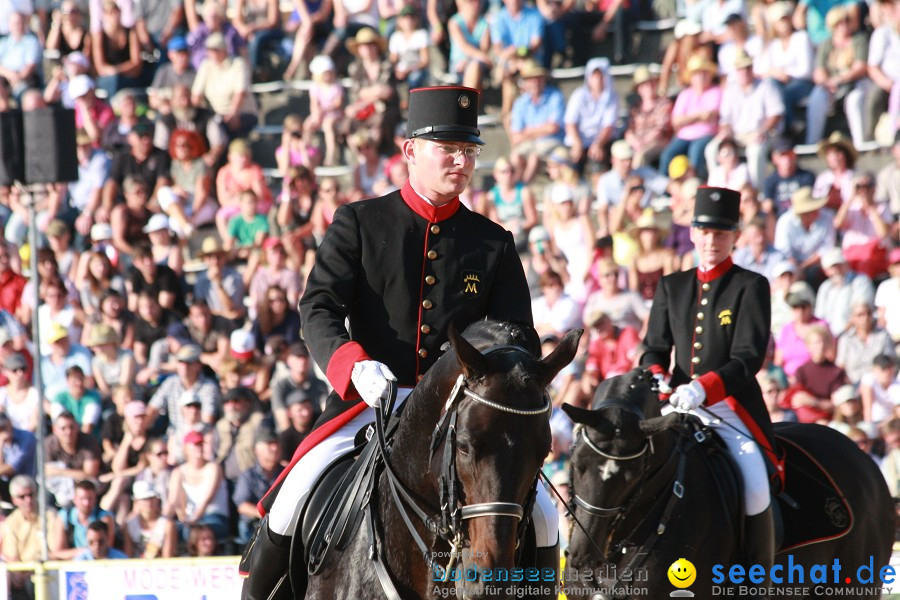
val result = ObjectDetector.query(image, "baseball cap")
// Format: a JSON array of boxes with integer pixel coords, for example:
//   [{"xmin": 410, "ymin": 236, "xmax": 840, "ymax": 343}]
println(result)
[
  {"xmin": 167, "ymin": 35, "xmax": 188, "ymax": 52},
  {"xmin": 3, "ymin": 353, "xmax": 27, "ymax": 371},
  {"xmin": 166, "ymin": 322, "xmax": 191, "ymax": 344},
  {"xmin": 832, "ymin": 384, "xmax": 858, "ymax": 406},
  {"xmin": 124, "ymin": 401, "xmax": 147, "ymax": 418},
  {"xmin": 47, "ymin": 322, "xmax": 70, "ymax": 344},
  {"xmin": 183, "ymin": 430, "xmax": 204, "ymax": 445},
  {"xmin": 230, "ymin": 329, "xmax": 255, "ymax": 360},
  {"xmin": 91, "ymin": 223, "xmax": 113, "ymax": 241},
  {"xmin": 820, "ymin": 247, "xmax": 847, "ymax": 270},
  {"xmin": 132, "ymin": 480, "xmax": 160, "ymax": 501},
  {"xmin": 179, "ymin": 390, "xmax": 201, "ymax": 407},
  {"xmin": 785, "ymin": 282, "xmax": 815, "ymax": 307},
  {"xmin": 254, "ymin": 427, "xmax": 279, "ymax": 444},
  {"xmin": 68, "ymin": 74, "xmax": 95, "ymax": 99},
  {"xmin": 205, "ymin": 32, "xmax": 226, "ymax": 50},
  {"xmin": 176, "ymin": 344, "xmax": 202, "ymax": 363},
  {"xmin": 262, "ymin": 237, "xmax": 284, "ymax": 251},
  {"xmin": 143, "ymin": 214, "xmax": 170, "ymax": 234},
  {"xmin": 285, "ymin": 388, "xmax": 313, "ymax": 407},
  {"xmin": 772, "ymin": 261, "xmax": 796, "ymax": 279},
  {"xmin": 550, "ymin": 184, "xmax": 575, "ymax": 204}
]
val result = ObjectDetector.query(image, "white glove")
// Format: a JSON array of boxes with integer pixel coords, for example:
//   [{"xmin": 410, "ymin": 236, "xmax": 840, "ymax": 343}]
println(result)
[
  {"xmin": 669, "ymin": 380, "xmax": 707, "ymax": 412},
  {"xmin": 652, "ymin": 373, "xmax": 673, "ymax": 395},
  {"xmin": 351, "ymin": 360, "xmax": 396, "ymax": 408}
]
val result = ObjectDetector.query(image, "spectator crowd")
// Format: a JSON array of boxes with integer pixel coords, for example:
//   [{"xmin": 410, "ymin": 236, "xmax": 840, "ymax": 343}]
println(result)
[{"xmin": 4, "ymin": 0, "xmax": 900, "ymax": 587}]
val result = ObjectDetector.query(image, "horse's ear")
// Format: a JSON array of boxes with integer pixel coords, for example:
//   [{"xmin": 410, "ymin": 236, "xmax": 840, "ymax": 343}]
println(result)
[
  {"xmin": 449, "ymin": 323, "xmax": 488, "ymax": 379},
  {"xmin": 537, "ymin": 328, "xmax": 583, "ymax": 387},
  {"xmin": 638, "ymin": 413, "xmax": 680, "ymax": 436},
  {"xmin": 561, "ymin": 403, "xmax": 615, "ymax": 437}
]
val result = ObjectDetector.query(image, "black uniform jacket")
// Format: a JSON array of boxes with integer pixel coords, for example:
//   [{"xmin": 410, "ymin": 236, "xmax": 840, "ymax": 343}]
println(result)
[
  {"xmin": 640, "ymin": 258, "xmax": 773, "ymax": 437},
  {"xmin": 299, "ymin": 181, "xmax": 534, "ymax": 402}
]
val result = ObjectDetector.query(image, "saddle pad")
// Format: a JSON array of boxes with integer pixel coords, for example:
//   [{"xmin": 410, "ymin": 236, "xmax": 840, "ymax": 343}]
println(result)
[{"xmin": 775, "ymin": 435, "xmax": 853, "ymax": 552}]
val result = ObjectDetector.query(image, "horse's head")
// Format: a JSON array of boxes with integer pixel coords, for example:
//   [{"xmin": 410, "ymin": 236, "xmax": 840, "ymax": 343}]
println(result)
[
  {"xmin": 433, "ymin": 322, "xmax": 581, "ymax": 581},
  {"xmin": 561, "ymin": 368, "xmax": 679, "ymax": 576}
]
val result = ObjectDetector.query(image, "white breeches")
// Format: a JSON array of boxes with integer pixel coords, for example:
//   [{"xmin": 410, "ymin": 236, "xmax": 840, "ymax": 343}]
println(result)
[
  {"xmin": 662, "ymin": 400, "xmax": 771, "ymax": 516},
  {"xmin": 268, "ymin": 387, "xmax": 559, "ymax": 546}
]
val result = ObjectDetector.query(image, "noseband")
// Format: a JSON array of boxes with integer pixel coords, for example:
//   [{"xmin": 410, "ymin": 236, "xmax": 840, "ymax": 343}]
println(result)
[{"xmin": 373, "ymin": 344, "xmax": 551, "ymax": 592}]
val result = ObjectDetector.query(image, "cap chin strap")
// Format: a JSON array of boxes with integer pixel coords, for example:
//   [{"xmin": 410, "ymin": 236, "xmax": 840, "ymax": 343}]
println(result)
[{"xmin": 410, "ymin": 124, "xmax": 481, "ymax": 138}]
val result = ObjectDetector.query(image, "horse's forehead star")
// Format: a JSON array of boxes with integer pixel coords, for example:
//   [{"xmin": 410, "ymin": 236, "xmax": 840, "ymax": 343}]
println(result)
[{"xmin": 597, "ymin": 460, "xmax": 620, "ymax": 481}]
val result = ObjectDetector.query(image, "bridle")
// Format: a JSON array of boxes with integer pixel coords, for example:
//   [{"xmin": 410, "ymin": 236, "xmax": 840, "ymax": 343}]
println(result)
[
  {"xmin": 571, "ymin": 399, "xmax": 652, "ymax": 519},
  {"xmin": 369, "ymin": 344, "xmax": 551, "ymax": 599}
]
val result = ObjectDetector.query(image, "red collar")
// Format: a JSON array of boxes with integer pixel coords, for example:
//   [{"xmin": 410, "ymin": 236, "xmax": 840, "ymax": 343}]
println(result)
[
  {"xmin": 697, "ymin": 257, "xmax": 734, "ymax": 283},
  {"xmin": 400, "ymin": 181, "xmax": 461, "ymax": 223}
]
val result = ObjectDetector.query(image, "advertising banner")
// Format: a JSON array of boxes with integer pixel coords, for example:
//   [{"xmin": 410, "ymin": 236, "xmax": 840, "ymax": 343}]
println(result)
[{"xmin": 58, "ymin": 559, "xmax": 242, "ymax": 600}]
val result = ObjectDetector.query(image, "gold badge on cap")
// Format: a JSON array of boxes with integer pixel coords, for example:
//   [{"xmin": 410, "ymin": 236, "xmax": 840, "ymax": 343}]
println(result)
[{"xmin": 459, "ymin": 94, "xmax": 470, "ymax": 108}]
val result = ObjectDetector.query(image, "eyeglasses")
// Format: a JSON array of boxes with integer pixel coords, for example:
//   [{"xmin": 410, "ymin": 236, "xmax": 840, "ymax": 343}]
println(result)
[
  {"xmin": 8, "ymin": 367, "xmax": 26, "ymax": 373},
  {"xmin": 432, "ymin": 143, "xmax": 482, "ymax": 160},
  {"xmin": 855, "ymin": 182, "xmax": 874, "ymax": 189}
]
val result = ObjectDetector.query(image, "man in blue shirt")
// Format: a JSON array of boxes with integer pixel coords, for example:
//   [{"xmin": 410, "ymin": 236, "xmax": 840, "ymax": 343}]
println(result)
[
  {"xmin": 0, "ymin": 410, "xmax": 36, "ymax": 502},
  {"xmin": 509, "ymin": 61, "xmax": 565, "ymax": 183},
  {"xmin": 74, "ymin": 520, "xmax": 128, "ymax": 560},
  {"xmin": 233, "ymin": 428, "xmax": 284, "ymax": 544},
  {"xmin": 491, "ymin": 0, "xmax": 546, "ymax": 120}
]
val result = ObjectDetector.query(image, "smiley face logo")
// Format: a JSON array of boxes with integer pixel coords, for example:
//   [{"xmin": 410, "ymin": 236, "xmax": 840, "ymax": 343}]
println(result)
[{"xmin": 668, "ymin": 558, "xmax": 696, "ymax": 588}]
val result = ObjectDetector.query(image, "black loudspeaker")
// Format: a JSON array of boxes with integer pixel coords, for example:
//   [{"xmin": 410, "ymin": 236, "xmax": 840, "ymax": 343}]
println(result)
[
  {"xmin": 0, "ymin": 111, "xmax": 24, "ymax": 186},
  {"xmin": 24, "ymin": 107, "xmax": 78, "ymax": 184}
]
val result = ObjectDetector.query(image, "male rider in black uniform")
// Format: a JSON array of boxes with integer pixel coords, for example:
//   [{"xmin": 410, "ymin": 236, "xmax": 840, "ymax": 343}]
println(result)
[{"xmin": 241, "ymin": 86, "xmax": 560, "ymax": 599}]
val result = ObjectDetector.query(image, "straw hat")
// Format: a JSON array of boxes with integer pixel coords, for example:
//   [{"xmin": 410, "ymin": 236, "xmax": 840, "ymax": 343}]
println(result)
[
  {"xmin": 686, "ymin": 55, "xmax": 717, "ymax": 76},
  {"xmin": 632, "ymin": 65, "xmax": 657, "ymax": 87},
  {"xmin": 198, "ymin": 236, "xmax": 226, "ymax": 257},
  {"xmin": 346, "ymin": 28, "xmax": 387, "ymax": 55},
  {"xmin": 86, "ymin": 323, "xmax": 119, "ymax": 347},
  {"xmin": 519, "ymin": 60, "xmax": 549, "ymax": 79},
  {"xmin": 790, "ymin": 187, "xmax": 827, "ymax": 215},
  {"xmin": 766, "ymin": 1, "xmax": 793, "ymax": 23},
  {"xmin": 732, "ymin": 49, "xmax": 754, "ymax": 70},
  {"xmin": 818, "ymin": 131, "xmax": 858, "ymax": 164},
  {"xmin": 629, "ymin": 208, "xmax": 669, "ymax": 238}
]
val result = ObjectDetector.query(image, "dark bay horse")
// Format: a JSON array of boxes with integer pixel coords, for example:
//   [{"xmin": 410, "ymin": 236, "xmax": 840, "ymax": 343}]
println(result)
[
  {"xmin": 562, "ymin": 368, "xmax": 894, "ymax": 600},
  {"xmin": 304, "ymin": 321, "xmax": 582, "ymax": 599}
]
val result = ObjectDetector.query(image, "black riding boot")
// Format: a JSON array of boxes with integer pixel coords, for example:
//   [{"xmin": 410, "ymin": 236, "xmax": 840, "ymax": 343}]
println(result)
[
  {"xmin": 241, "ymin": 516, "xmax": 294, "ymax": 600},
  {"xmin": 530, "ymin": 543, "xmax": 560, "ymax": 600},
  {"xmin": 744, "ymin": 507, "xmax": 775, "ymax": 596}
]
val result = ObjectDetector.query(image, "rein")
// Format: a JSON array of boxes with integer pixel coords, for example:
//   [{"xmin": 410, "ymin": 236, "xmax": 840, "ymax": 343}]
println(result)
[{"xmin": 367, "ymin": 345, "xmax": 551, "ymax": 598}]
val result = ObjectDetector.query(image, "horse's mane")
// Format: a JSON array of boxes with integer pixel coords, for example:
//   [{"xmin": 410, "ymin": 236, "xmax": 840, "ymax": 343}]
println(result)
[{"xmin": 460, "ymin": 319, "xmax": 541, "ymax": 356}]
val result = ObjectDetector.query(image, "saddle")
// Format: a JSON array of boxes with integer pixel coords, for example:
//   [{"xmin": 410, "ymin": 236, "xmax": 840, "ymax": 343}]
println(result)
[
  {"xmin": 692, "ymin": 420, "xmax": 852, "ymax": 552},
  {"xmin": 298, "ymin": 424, "xmax": 383, "ymax": 575},
  {"xmin": 772, "ymin": 433, "xmax": 852, "ymax": 552}
]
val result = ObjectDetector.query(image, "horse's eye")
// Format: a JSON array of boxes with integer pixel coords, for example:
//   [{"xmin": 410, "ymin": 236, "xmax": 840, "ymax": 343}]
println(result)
[{"xmin": 457, "ymin": 442, "xmax": 471, "ymax": 457}]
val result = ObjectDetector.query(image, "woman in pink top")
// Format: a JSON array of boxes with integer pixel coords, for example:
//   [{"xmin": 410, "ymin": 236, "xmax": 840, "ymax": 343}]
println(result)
[{"xmin": 658, "ymin": 55, "xmax": 722, "ymax": 181}]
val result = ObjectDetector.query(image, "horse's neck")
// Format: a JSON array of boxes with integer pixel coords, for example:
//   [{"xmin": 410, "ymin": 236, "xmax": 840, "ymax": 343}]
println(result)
[{"xmin": 389, "ymin": 371, "xmax": 452, "ymax": 487}]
